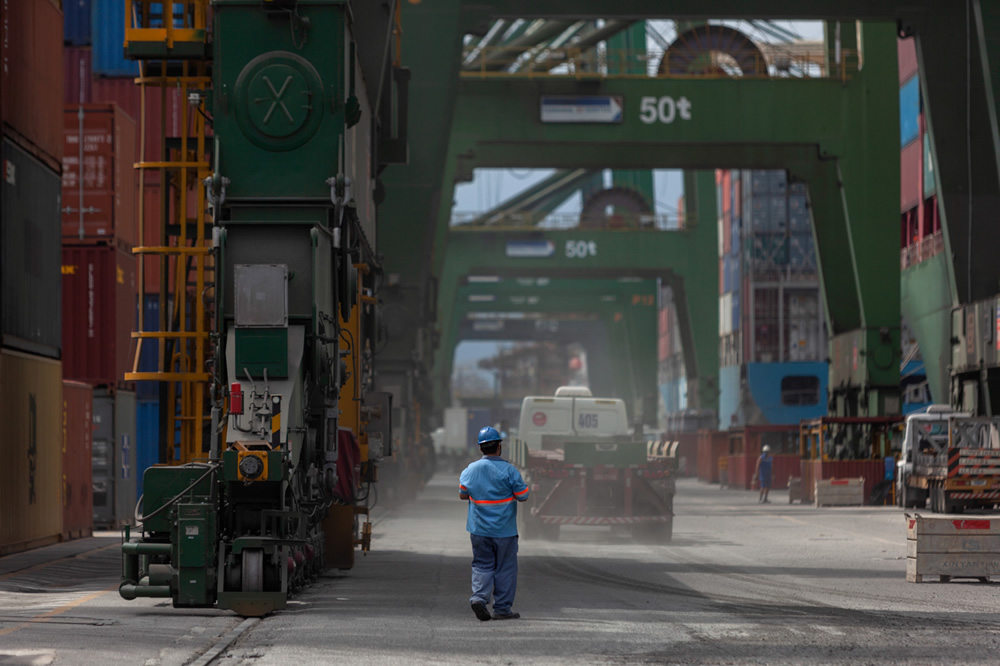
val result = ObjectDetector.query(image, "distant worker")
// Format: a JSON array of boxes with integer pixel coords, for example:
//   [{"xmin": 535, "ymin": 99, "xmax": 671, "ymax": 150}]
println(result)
[
  {"xmin": 754, "ymin": 445, "xmax": 773, "ymax": 504},
  {"xmin": 459, "ymin": 426, "xmax": 529, "ymax": 621}
]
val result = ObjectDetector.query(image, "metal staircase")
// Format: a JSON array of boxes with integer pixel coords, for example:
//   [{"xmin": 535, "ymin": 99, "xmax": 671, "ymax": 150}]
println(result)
[{"xmin": 124, "ymin": 1, "xmax": 214, "ymax": 464}]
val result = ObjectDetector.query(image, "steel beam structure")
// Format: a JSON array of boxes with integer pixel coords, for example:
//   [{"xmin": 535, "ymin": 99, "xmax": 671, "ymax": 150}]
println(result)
[
  {"xmin": 436, "ymin": 25, "xmax": 900, "ymax": 417},
  {"xmin": 445, "ymin": 279, "xmax": 659, "ymax": 425}
]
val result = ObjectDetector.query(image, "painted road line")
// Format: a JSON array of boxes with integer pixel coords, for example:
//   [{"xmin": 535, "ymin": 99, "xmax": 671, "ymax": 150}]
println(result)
[
  {"xmin": 0, "ymin": 586, "xmax": 115, "ymax": 637},
  {"xmin": 779, "ymin": 515, "xmax": 899, "ymax": 546}
]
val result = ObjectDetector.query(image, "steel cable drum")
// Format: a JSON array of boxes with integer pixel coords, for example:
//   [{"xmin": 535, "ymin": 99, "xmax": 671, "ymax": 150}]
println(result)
[
  {"xmin": 659, "ymin": 25, "xmax": 768, "ymax": 78},
  {"xmin": 579, "ymin": 186, "xmax": 652, "ymax": 229}
]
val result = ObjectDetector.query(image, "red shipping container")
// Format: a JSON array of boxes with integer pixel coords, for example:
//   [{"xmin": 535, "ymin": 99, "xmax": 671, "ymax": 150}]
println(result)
[
  {"xmin": 722, "ymin": 211, "xmax": 731, "ymax": 256},
  {"xmin": 63, "ymin": 105, "xmax": 138, "ymax": 247},
  {"xmin": 901, "ymin": 138, "xmax": 922, "ymax": 212},
  {"xmin": 898, "ymin": 38, "xmax": 918, "ymax": 85},
  {"xmin": 91, "ymin": 77, "xmax": 190, "ymax": 170},
  {"xmin": 139, "ymin": 182, "xmax": 202, "ymax": 294},
  {"xmin": 62, "ymin": 380, "xmax": 93, "ymax": 540},
  {"xmin": 721, "ymin": 171, "xmax": 731, "ymax": 213},
  {"xmin": 0, "ymin": 0, "xmax": 64, "ymax": 172},
  {"xmin": 800, "ymin": 459, "xmax": 886, "ymax": 504},
  {"xmin": 64, "ymin": 47, "xmax": 93, "ymax": 107},
  {"xmin": 61, "ymin": 245, "xmax": 137, "ymax": 388}
]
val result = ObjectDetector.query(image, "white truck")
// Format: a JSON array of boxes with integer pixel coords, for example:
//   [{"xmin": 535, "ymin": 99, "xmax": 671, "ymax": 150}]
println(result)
[
  {"xmin": 510, "ymin": 387, "xmax": 674, "ymax": 542},
  {"xmin": 897, "ymin": 405, "xmax": 1000, "ymax": 513}
]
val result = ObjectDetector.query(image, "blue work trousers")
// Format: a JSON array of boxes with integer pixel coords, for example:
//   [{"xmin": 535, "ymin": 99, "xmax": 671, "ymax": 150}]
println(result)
[{"xmin": 469, "ymin": 534, "xmax": 518, "ymax": 614}]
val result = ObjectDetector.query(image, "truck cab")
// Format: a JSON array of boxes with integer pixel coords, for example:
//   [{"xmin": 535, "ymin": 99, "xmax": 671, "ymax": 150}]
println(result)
[
  {"xmin": 897, "ymin": 404, "xmax": 971, "ymax": 508},
  {"xmin": 516, "ymin": 386, "xmax": 630, "ymax": 451}
]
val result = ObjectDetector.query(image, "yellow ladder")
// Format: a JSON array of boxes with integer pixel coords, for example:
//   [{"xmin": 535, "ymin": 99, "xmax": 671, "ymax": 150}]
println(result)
[{"xmin": 124, "ymin": 1, "xmax": 213, "ymax": 465}]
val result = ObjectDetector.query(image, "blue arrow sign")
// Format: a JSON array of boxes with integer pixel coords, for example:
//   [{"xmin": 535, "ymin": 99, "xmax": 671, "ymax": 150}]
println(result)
[{"xmin": 540, "ymin": 95, "xmax": 623, "ymax": 124}]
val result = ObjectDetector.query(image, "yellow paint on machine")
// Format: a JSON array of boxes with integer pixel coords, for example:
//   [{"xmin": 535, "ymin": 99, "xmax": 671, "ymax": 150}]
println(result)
[{"xmin": 0, "ymin": 350, "xmax": 64, "ymax": 555}]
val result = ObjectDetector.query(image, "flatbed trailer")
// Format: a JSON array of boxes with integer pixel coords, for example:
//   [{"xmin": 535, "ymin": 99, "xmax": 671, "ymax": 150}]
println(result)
[{"xmin": 511, "ymin": 436, "xmax": 675, "ymax": 542}]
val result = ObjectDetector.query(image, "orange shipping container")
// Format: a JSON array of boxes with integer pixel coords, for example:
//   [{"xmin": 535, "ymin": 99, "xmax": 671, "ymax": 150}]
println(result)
[
  {"xmin": 0, "ymin": 350, "xmax": 64, "ymax": 555},
  {"xmin": 0, "ymin": 0, "xmax": 64, "ymax": 172},
  {"xmin": 63, "ymin": 104, "xmax": 138, "ymax": 247},
  {"xmin": 898, "ymin": 38, "xmax": 918, "ymax": 85},
  {"xmin": 62, "ymin": 380, "xmax": 94, "ymax": 541}
]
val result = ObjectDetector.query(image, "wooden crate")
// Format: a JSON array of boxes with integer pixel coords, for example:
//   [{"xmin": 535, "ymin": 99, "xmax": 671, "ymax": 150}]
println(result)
[
  {"xmin": 788, "ymin": 477, "xmax": 803, "ymax": 504},
  {"xmin": 906, "ymin": 514, "xmax": 1000, "ymax": 583},
  {"xmin": 814, "ymin": 477, "xmax": 864, "ymax": 507}
]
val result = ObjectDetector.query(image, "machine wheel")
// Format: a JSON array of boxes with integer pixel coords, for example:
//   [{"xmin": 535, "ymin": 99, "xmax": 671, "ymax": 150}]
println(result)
[{"xmin": 242, "ymin": 549, "xmax": 264, "ymax": 592}]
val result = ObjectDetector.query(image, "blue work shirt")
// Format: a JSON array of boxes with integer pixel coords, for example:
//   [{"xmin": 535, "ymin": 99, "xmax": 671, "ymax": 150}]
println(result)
[
  {"xmin": 459, "ymin": 456, "xmax": 529, "ymax": 538},
  {"xmin": 758, "ymin": 454, "xmax": 773, "ymax": 479}
]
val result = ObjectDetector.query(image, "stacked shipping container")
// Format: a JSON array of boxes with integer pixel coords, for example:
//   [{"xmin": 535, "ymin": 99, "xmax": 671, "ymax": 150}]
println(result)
[
  {"xmin": 62, "ymin": 7, "xmax": 147, "ymax": 530},
  {"xmin": 0, "ymin": 0, "xmax": 69, "ymax": 552},
  {"xmin": 897, "ymin": 37, "xmax": 936, "ymax": 413},
  {"xmin": 717, "ymin": 168, "xmax": 828, "ymax": 430}
]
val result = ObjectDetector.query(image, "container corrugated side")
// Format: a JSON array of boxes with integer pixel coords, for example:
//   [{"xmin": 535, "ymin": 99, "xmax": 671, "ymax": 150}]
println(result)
[
  {"xmin": 136, "ymin": 398, "xmax": 161, "ymax": 499},
  {"xmin": 898, "ymin": 37, "xmax": 918, "ymax": 85},
  {"xmin": 900, "ymin": 76, "xmax": 920, "ymax": 148},
  {"xmin": 2, "ymin": 138, "xmax": 63, "ymax": 358},
  {"xmin": 115, "ymin": 389, "xmax": 137, "ymax": 526},
  {"xmin": 91, "ymin": 77, "xmax": 185, "ymax": 170},
  {"xmin": 62, "ymin": 379, "xmax": 94, "ymax": 540},
  {"xmin": 91, "ymin": 0, "xmax": 138, "ymax": 77},
  {"xmin": 0, "ymin": 0, "xmax": 65, "ymax": 171},
  {"xmin": 62, "ymin": 104, "xmax": 138, "ymax": 246},
  {"xmin": 92, "ymin": 388, "xmax": 137, "ymax": 528},
  {"xmin": 901, "ymin": 139, "xmax": 922, "ymax": 213},
  {"xmin": 64, "ymin": 46, "xmax": 93, "ymax": 106},
  {"xmin": 0, "ymin": 350, "xmax": 63, "ymax": 555},
  {"xmin": 61, "ymin": 245, "xmax": 137, "ymax": 388},
  {"xmin": 63, "ymin": 0, "xmax": 92, "ymax": 45}
]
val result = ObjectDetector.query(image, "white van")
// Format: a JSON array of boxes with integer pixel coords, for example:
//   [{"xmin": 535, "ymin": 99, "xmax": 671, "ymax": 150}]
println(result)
[{"xmin": 517, "ymin": 386, "xmax": 630, "ymax": 451}]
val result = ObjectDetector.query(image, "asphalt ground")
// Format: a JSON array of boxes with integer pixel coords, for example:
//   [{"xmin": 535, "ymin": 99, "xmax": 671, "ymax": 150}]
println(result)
[{"xmin": 3, "ymin": 475, "xmax": 1000, "ymax": 665}]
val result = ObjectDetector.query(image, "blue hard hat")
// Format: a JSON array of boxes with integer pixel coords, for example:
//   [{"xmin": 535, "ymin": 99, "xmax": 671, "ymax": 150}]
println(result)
[{"xmin": 477, "ymin": 426, "xmax": 503, "ymax": 446}]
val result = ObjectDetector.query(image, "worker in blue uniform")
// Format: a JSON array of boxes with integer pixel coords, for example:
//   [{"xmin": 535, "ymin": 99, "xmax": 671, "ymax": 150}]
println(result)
[
  {"xmin": 754, "ymin": 445, "xmax": 773, "ymax": 503},
  {"xmin": 459, "ymin": 426, "xmax": 529, "ymax": 621}
]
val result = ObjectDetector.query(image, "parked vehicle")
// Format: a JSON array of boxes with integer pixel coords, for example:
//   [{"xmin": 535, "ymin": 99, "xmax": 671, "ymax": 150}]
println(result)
[
  {"xmin": 510, "ymin": 387, "xmax": 674, "ymax": 542},
  {"xmin": 897, "ymin": 405, "xmax": 1000, "ymax": 512}
]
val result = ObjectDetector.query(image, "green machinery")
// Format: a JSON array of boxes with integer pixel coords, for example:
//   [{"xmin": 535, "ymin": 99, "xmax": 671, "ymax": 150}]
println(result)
[{"xmin": 119, "ymin": 0, "xmax": 405, "ymax": 616}]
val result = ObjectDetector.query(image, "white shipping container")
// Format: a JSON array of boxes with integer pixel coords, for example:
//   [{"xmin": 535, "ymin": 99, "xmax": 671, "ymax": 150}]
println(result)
[{"xmin": 717, "ymin": 215, "xmax": 725, "ymax": 258}]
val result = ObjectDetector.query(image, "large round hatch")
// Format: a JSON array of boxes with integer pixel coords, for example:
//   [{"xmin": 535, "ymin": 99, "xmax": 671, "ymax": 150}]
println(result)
[{"xmin": 234, "ymin": 51, "xmax": 325, "ymax": 151}]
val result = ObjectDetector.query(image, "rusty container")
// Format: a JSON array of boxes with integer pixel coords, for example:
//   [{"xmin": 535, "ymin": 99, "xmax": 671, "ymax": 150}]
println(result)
[
  {"xmin": 91, "ymin": 77, "xmax": 186, "ymax": 170},
  {"xmin": 61, "ymin": 245, "xmax": 137, "ymax": 388},
  {"xmin": 62, "ymin": 104, "xmax": 138, "ymax": 247},
  {"xmin": 0, "ymin": 0, "xmax": 64, "ymax": 172},
  {"xmin": 2, "ymin": 138, "xmax": 63, "ymax": 359},
  {"xmin": 64, "ymin": 46, "xmax": 93, "ymax": 106},
  {"xmin": 0, "ymin": 350, "xmax": 64, "ymax": 555},
  {"xmin": 62, "ymin": 379, "xmax": 94, "ymax": 541}
]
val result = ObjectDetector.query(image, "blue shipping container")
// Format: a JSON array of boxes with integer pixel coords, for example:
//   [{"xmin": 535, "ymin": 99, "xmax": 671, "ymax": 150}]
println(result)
[
  {"xmin": 900, "ymin": 76, "xmax": 920, "ymax": 147},
  {"xmin": 136, "ymin": 295, "xmax": 162, "ymax": 400},
  {"xmin": 136, "ymin": 399, "xmax": 162, "ymax": 499},
  {"xmin": 92, "ymin": 0, "xmax": 140, "ymax": 76},
  {"xmin": 65, "ymin": 0, "xmax": 92, "ymax": 45}
]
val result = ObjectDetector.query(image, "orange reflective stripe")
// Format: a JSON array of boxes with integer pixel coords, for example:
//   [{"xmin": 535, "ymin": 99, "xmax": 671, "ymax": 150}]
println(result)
[
  {"xmin": 469, "ymin": 496, "xmax": 515, "ymax": 504},
  {"xmin": 514, "ymin": 488, "xmax": 529, "ymax": 496},
  {"xmin": 459, "ymin": 485, "xmax": 468, "ymax": 491}
]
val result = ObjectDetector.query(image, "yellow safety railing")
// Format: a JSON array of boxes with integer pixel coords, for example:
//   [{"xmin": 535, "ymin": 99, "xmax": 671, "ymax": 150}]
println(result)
[
  {"xmin": 125, "ymin": 1, "xmax": 213, "ymax": 466},
  {"xmin": 460, "ymin": 46, "xmax": 860, "ymax": 82},
  {"xmin": 124, "ymin": 1, "xmax": 208, "ymax": 50}
]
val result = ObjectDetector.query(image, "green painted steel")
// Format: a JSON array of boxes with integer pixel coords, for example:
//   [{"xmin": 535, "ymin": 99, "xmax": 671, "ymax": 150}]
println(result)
[
  {"xmin": 436, "ymin": 24, "xmax": 899, "ymax": 416},
  {"xmin": 443, "ymin": 279, "xmax": 659, "ymax": 424},
  {"xmin": 902, "ymin": 255, "xmax": 955, "ymax": 404},
  {"xmin": 212, "ymin": 1, "xmax": 347, "ymax": 200}
]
